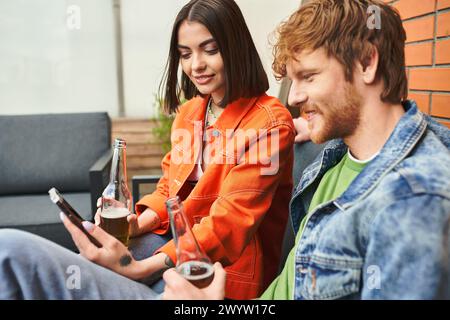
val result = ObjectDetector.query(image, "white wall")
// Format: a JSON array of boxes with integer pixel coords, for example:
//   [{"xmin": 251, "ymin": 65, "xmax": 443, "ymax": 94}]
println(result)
[
  {"xmin": 121, "ymin": 0, "xmax": 187, "ymax": 118},
  {"xmin": 0, "ymin": 0, "xmax": 301, "ymax": 118},
  {"xmin": 0, "ymin": 0, "xmax": 119, "ymax": 116},
  {"xmin": 236, "ymin": 0, "xmax": 300, "ymax": 102}
]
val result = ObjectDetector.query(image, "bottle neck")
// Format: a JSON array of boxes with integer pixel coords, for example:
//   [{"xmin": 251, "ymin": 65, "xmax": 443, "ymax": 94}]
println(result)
[
  {"xmin": 167, "ymin": 199, "xmax": 188, "ymax": 245},
  {"xmin": 166, "ymin": 196, "xmax": 210, "ymax": 265},
  {"xmin": 110, "ymin": 146, "xmax": 127, "ymax": 185}
]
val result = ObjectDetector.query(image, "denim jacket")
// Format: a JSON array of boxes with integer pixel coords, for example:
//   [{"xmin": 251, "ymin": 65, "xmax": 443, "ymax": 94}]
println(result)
[{"xmin": 290, "ymin": 100, "xmax": 450, "ymax": 299}]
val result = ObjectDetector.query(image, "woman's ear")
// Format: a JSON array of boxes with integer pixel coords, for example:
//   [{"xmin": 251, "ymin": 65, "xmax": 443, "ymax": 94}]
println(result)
[{"xmin": 357, "ymin": 45, "xmax": 379, "ymax": 85}]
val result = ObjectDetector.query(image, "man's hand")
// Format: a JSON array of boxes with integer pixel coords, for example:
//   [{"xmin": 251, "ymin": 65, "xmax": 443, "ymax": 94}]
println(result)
[
  {"xmin": 162, "ymin": 262, "xmax": 226, "ymax": 300},
  {"xmin": 293, "ymin": 116, "xmax": 311, "ymax": 143},
  {"xmin": 60, "ymin": 212, "xmax": 143, "ymax": 280}
]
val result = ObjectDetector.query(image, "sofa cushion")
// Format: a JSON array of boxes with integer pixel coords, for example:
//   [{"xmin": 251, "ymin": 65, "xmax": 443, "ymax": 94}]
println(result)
[
  {"xmin": 0, "ymin": 192, "xmax": 93, "ymax": 251},
  {"xmin": 0, "ymin": 112, "xmax": 111, "ymax": 195},
  {"xmin": 0, "ymin": 192, "xmax": 92, "ymax": 226}
]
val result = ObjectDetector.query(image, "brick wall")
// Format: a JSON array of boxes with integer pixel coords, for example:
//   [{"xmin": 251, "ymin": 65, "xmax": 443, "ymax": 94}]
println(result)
[{"xmin": 383, "ymin": 0, "xmax": 450, "ymax": 129}]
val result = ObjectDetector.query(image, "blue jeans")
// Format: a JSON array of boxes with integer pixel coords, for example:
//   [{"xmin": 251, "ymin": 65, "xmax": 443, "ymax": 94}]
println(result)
[
  {"xmin": 0, "ymin": 228, "xmax": 171, "ymax": 300},
  {"xmin": 128, "ymin": 230, "xmax": 172, "ymax": 292}
]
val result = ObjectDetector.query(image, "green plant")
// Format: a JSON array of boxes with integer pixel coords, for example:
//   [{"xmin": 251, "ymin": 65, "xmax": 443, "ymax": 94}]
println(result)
[{"xmin": 152, "ymin": 96, "xmax": 175, "ymax": 154}]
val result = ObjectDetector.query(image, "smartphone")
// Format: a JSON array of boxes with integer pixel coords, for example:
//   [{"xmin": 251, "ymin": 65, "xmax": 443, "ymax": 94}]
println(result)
[{"xmin": 48, "ymin": 187, "xmax": 102, "ymax": 248}]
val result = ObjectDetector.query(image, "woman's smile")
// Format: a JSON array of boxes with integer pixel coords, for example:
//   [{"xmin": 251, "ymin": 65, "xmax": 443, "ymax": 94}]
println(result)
[{"xmin": 193, "ymin": 74, "xmax": 215, "ymax": 85}]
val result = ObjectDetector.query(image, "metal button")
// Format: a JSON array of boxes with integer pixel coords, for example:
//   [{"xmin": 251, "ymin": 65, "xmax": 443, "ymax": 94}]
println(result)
[{"xmin": 297, "ymin": 266, "xmax": 308, "ymax": 274}]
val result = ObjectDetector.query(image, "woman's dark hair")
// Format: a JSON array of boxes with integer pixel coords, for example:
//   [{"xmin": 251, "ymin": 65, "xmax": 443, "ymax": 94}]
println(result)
[{"xmin": 159, "ymin": 0, "xmax": 269, "ymax": 114}]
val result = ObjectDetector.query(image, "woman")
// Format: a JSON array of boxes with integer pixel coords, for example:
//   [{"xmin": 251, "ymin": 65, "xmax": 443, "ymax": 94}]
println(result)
[{"xmin": 0, "ymin": 0, "xmax": 294, "ymax": 300}]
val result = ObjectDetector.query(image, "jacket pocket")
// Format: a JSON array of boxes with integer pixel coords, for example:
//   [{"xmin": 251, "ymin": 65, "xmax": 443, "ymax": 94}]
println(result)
[
  {"xmin": 225, "ymin": 236, "xmax": 257, "ymax": 279},
  {"xmin": 298, "ymin": 254, "xmax": 363, "ymax": 300}
]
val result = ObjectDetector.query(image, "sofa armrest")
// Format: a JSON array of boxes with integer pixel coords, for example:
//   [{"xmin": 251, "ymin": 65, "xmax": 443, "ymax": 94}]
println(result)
[
  {"xmin": 89, "ymin": 149, "xmax": 113, "ymax": 218},
  {"xmin": 132, "ymin": 175, "xmax": 161, "ymax": 213}
]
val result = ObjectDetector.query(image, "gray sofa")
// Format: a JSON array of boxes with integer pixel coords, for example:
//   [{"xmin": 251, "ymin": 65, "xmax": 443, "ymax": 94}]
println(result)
[{"xmin": 0, "ymin": 112, "xmax": 112, "ymax": 251}]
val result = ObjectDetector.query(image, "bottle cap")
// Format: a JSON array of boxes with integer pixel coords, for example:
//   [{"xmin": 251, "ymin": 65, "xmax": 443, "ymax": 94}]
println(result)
[
  {"xmin": 166, "ymin": 196, "xmax": 181, "ymax": 210},
  {"xmin": 114, "ymin": 138, "xmax": 126, "ymax": 148}
]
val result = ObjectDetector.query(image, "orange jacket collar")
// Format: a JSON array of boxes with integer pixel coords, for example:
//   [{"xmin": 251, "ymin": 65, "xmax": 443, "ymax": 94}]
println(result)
[{"xmin": 182, "ymin": 95, "xmax": 260, "ymax": 131}]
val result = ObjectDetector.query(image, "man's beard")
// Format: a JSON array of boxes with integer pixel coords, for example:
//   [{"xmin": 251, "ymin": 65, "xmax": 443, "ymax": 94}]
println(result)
[{"xmin": 308, "ymin": 83, "xmax": 362, "ymax": 144}]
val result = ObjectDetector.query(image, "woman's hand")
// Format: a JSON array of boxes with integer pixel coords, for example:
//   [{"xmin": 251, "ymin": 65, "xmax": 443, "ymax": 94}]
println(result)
[
  {"xmin": 94, "ymin": 198, "xmax": 160, "ymax": 238},
  {"xmin": 60, "ymin": 212, "xmax": 143, "ymax": 280},
  {"xmin": 127, "ymin": 208, "xmax": 161, "ymax": 238},
  {"xmin": 162, "ymin": 262, "xmax": 226, "ymax": 300},
  {"xmin": 293, "ymin": 116, "xmax": 311, "ymax": 143}
]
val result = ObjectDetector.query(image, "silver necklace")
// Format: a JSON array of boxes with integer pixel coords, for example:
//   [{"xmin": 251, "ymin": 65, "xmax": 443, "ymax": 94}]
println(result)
[{"xmin": 206, "ymin": 99, "xmax": 218, "ymax": 126}]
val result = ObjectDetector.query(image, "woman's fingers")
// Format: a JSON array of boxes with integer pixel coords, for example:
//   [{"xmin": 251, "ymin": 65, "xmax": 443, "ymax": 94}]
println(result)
[
  {"xmin": 81, "ymin": 221, "xmax": 117, "ymax": 248},
  {"xmin": 127, "ymin": 214, "xmax": 140, "ymax": 237},
  {"xmin": 60, "ymin": 212, "xmax": 97, "ymax": 256},
  {"xmin": 95, "ymin": 197, "xmax": 102, "ymax": 225},
  {"xmin": 94, "ymin": 211, "xmax": 101, "ymax": 226}
]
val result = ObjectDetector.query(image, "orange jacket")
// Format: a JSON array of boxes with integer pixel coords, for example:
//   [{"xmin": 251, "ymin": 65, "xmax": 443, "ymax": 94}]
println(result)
[{"xmin": 136, "ymin": 94, "xmax": 295, "ymax": 299}]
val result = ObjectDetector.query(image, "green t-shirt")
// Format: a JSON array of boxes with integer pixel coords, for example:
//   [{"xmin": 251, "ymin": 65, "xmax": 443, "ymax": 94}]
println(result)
[{"xmin": 260, "ymin": 151, "xmax": 370, "ymax": 300}]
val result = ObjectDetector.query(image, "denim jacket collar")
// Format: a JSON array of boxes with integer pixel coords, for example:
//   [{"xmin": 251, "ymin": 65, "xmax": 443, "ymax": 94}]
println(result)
[{"xmin": 296, "ymin": 100, "xmax": 427, "ymax": 211}]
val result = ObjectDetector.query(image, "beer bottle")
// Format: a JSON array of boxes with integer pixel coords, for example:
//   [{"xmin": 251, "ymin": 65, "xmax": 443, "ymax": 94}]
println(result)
[
  {"xmin": 100, "ymin": 138, "xmax": 132, "ymax": 247},
  {"xmin": 166, "ymin": 196, "xmax": 214, "ymax": 288}
]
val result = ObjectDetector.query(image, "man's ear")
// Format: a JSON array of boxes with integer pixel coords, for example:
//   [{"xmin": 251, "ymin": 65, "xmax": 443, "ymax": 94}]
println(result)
[{"xmin": 357, "ymin": 45, "xmax": 379, "ymax": 85}]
